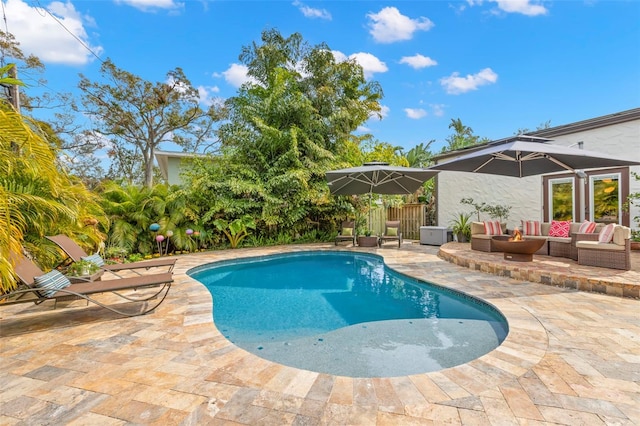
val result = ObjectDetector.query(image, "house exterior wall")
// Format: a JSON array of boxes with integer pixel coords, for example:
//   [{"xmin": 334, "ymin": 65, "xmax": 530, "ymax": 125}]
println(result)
[
  {"xmin": 167, "ymin": 157, "xmax": 184, "ymax": 186},
  {"xmin": 436, "ymin": 117, "xmax": 640, "ymax": 233}
]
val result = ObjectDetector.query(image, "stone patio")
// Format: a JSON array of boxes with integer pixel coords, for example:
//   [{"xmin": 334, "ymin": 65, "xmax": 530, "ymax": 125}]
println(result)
[{"xmin": 1, "ymin": 242, "xmax": 639, "ymax": 424}]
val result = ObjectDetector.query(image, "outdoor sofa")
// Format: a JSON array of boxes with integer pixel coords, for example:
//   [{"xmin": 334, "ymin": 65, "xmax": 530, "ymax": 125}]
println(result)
[
  {"xmin": 470, "ymin": 220, "xmax": 606, "ymax": 259},
  {"xmin": 575, "ymin": 224, "xmax": 632, "ymax": 270}
]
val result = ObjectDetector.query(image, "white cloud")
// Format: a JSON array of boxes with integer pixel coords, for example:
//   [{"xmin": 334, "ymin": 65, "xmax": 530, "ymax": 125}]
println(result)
[
  {"xmin": 440, "ymin": 68, "xmax": 498, "ymax": 94},
  {"xmin": 332, "ymin": 51, "xmax": 388, "ymax": 80},
  {"xmin": 367, "ymin": 7, "xmax": 434, "ymax": 43},
  {"xmin": 430, "ymin": 104, "xmax": 446, "ymax": 117},
  {"xmin": 197, "ymin": 85, "xmax": 221, "ymax": 106},
  {"xmin": 399, "ymin": 54, "xmax": 438, "ymax": 69},
  {"xmin": 369, "ymin": 104, "xmax": 390, "ymax": 121},
  {"xmin": 4, "ymin": 0, "xmax": 103, "ymax": 66},
  {"xmin": 404, "ymin": 108, "xmax": 427, "ymax": 119},
  {"xmin": 466, "ymin": 0, "xmax": 548, "ymax": 16},
  {"xmin": 292, "ymin": 0, "xmax": 331, "ymax": 20},
  {"xmin": 115, "ymin": 0, "xmax": 184, "ymax": 12},
  {"xmin": 221, "ymin": 63, "xmax": 257, "ymax": 88}
]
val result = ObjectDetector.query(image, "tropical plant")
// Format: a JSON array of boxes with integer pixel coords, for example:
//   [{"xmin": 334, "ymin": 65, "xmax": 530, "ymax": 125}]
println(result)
[
  {"xmin": 182, "ymin": 29, "xmax": 381, "ymax": 239},
  {"xmin": 450, "ymin": 212, "xmax": 472, "ymax": 242},
  {"xmin": 213, "ymin": 215, "xmax": 256, "ymax": 248},
  {"xmin": 0, "ymin": 104, "xmax": 105, "ymax": 292}
]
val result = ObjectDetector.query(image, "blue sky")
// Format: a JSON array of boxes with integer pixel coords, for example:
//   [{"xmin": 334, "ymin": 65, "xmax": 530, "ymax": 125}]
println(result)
[{"xmin": 4, "ymin": 0, "xmax": 640, "ymax": 154}]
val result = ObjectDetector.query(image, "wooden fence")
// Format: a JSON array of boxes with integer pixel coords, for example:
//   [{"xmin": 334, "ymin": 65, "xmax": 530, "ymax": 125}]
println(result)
[{"xmin": 365, "ymin": 204, "xmax": 429, "ymax": 240}]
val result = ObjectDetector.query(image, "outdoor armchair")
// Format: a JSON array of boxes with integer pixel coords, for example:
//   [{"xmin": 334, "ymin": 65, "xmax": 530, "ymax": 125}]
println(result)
[
  {"xmin": 2, "ymin": 254, "xmax": 173, "ymax": 317},
  {"xmin": 335, "ymin": 221, "xmax": 356, "ymax": 246},
  {"xmin": 378, "ymin": 220, "xmax": 403, "ymax": 248},
  {"xmin": 575, "ymin": 225, "xmax": 631, "ymax": 270},
  {"xmin": 46, "ymin": 234, "xmax": 176, "ymax": 277}
]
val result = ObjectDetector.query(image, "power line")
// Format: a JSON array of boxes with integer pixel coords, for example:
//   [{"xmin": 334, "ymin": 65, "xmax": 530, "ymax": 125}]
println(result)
[{"xmin": 33, "ymin": 0, "xmax": 104, "ymax": 64}]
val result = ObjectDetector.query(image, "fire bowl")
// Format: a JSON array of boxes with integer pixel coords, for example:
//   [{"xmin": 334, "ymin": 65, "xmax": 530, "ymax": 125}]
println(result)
[{"xmin": 491, "ymin": 237, "xmax": 546, "ymax": 262}]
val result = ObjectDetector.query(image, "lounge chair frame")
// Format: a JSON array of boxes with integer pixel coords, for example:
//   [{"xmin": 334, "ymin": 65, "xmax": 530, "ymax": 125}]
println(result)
[
  {"xmin": 2, "ymin": 255, "xmax": 173, "ymax": 317},
  {"xmin": 46, "ymin": 235, "xmax": 176, "ymax": 276}
]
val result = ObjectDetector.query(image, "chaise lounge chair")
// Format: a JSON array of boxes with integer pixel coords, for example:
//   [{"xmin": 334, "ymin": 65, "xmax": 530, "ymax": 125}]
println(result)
[
  {"xmin": 378, "ymin": 220, "xmax": 403, "ymax": 248},
  {"xmin": 46, "ymin": 234, "xmax": 176, "ymax": 276},
  {"xmin": 1, "ymin": 254, "xmax": 173, "ymax": 317},
  {"xmin": 335, "ymin": 221, "xmax": 356, "ymax": 246}
]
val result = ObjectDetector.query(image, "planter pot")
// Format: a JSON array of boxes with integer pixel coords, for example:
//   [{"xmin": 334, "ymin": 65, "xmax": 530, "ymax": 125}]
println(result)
[
  {"xmin": 631, "ymin": 241, "xmax": 640, "ymax": 250},
  {"xmin": 357, "ymin": 236, "xmax": 378, "ymax": 247}
]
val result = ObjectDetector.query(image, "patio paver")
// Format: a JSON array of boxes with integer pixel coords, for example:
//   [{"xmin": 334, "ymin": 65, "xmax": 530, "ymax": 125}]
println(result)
[{"xmin": 1, "ymin": 242, "xmax": 639, "ymax": 425}]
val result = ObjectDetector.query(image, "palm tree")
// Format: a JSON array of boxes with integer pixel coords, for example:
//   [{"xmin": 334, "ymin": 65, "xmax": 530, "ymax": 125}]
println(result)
[{"xmin": 1, "ymin": 103, "xmax": 104, "ymax": 292}]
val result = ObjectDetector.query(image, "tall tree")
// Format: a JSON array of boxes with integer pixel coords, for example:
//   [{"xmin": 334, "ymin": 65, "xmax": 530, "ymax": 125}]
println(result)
[
  {"xmin": 78, "ymin": 59, "xmax": 225, "ymax": 187},
  {"xmin": 443, "ymin": 118, "xmax": 489, "ymax": 152},
  {"xmin": 186, "ymin": 29, "xmax": 383, "ymax": 234}
]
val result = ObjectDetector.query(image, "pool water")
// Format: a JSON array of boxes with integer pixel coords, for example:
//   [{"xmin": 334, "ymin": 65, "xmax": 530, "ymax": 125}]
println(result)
[{"xmin": 189, "ymin": 251, "xmax": 508, "ymax": 377}]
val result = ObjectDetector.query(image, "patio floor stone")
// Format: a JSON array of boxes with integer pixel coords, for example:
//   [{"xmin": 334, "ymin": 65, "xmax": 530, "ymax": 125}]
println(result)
[{"xmin": 1, "ymin": 242, "xmax": 639, "ymax": 424}]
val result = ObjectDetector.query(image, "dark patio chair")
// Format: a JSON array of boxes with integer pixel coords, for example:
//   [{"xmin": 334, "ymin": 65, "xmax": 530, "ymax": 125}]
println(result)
[
  {"xmin": 335, "ymin": 221, "xmax": 356, "ymax": 246},
  {"xmin": 378, "ymin": 220, "xmax": 402, "ymax": 248}
]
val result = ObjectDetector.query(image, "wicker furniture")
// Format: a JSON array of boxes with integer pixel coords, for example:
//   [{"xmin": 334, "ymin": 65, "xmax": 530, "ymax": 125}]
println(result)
[
  {"xmin": 378, "ymin": 221, "xmax": 403, "ymax": 247},
  {"xmin": 335, "ymin": 221, "xmax": 356, "ymax": 246},
  {"xmin": 576, "ymin": 225, "xmax": 631, "ymax": 270}
]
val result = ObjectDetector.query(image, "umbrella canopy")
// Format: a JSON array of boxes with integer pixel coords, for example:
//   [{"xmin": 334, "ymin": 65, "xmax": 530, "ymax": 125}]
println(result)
[
  {"xmin": 326, "ymin": 162, "xmax": 438, "ymax": 195},
  {"xmin": 428, "ymin": 140, "xmax": 640, "ymax": 178},
  {"xmin": 326, "ymin": 162, "xmax": 438, "ymax": 231}
]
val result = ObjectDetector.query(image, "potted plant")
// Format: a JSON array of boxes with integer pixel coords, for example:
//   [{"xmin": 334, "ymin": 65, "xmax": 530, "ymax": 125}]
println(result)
[
  {"xmin": 67, "ymin": 259, "xmax": 100, "ymax": 277},
  {"xmin": 450, "ymin": 212, "xmax": 472, "ymax": 243},
  {"xmin": 485, "ymin": 203, "xmax": 512, "ymax": 233}
]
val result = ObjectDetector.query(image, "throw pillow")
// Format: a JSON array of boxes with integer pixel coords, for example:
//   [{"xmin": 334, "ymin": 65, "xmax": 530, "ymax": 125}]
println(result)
[
  {"xmin": 81, "ymin": 253, "xmax": 105, "ymax": 267},
  {"xmin": 387, "ymin": 227, "xmax": 398, "ymax": 237},
  {"xmin": 483, "ymin": 220, "xmax": 503, "ymax": 236},
  {"xmin": 598, "ymin": 223, "xmax": 616, "ymax": 243},
  {"xmin": 548, "ymin": 220, "xmax": 571, "ymax": 237},
  {"xmin": 578, "ymin": 220, "xmax": 597, "ymax": 234},
  {"xmin": 341, "ymin": 227, "xmax": 353, "ymax": 236},
  {"xmin": 34, "ymin": 269, "xmax": 71, "ymax": 298},
  {"xmin": 521, "ymin": 220, "xmax": 541, "ymax": 236}
]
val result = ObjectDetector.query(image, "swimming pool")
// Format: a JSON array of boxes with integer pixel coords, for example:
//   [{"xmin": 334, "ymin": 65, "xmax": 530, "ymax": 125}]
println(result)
[{"xmin": 189, "ymin": 251, "xmax": 508, "ymax": 377}]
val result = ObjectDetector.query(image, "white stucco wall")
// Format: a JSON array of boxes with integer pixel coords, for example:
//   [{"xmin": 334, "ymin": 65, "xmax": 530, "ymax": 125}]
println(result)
[{"xmin": 436, "ymin": 117, "xmax": 640, "ymax": 232}]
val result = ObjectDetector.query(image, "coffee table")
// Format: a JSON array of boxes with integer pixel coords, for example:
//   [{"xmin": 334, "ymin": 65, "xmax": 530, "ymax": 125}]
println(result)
[{"xmin": 491, "ymin": 236, "xmax": 546, "ymax": 262}]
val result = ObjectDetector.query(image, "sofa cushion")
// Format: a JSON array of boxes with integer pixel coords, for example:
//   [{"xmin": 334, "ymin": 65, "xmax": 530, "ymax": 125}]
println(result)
[
  {"xmin": 541, "ymin": 222, "xmax": 551, "ymax": 236},
  {"xmin": 576, "ymin": 240, "xmax": 625, "ymax": 251},
  {"xmin": 471, "ymin": 222, "xmax": 486, "ymax": 235},
  {"xmin": 548, "ymin": 220, "xmax": 571, "ymax": 237},
  {"xmin": 612, "ymin": 225, "xmax": 630, "ymax": 245},
  {"xmin": 521, "ymin": 220, "xmax": 541, "ymax": 236},
  {"xmin": 598, "ymin": 223, "xmax": 615, "ymax": 243},
  {"xmin": 578, "ymin": 220, "xmax": 597, "ymax": 234},
  {"xmin": 483, "ymin": 220, "xmax": 503, "ymax": 236},
  {"xmin": 547, "ymin": 236, "xmax": 572, "ymax": 243}
]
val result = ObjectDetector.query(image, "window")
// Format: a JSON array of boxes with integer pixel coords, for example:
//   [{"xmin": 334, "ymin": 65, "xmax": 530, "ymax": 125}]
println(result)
[
  {"xmin": 589, "ymin": 173, "xmax": 621, "ymax": 224},
  {"xmin": 548, "ymin": 177, "xmax": 575, "ymax": 221}
]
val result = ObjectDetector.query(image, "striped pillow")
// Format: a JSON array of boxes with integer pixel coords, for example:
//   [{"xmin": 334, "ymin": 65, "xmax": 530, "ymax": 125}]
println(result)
[
  {"xmin": 521, "ymin": 220, "xmax": 541, "ymax": 236},
  {"xmin": 484, "ymin": 220, "xmax": 503, "ymax": 236},
  {"xmin": 81, "ymin": 253, "xmax": 105, "ymax": 267},
  {"xmin": 34, "ymin": 270, "xmax": 71, "ymax": 298},
  {"xmin": 578, "ymin": 220, "xmax": 597, "ymax": 234},
  {"xmin": 598, "ymin": 223, "xmax": 616, "ymax": 243},
  {"xmin": 548, "ymin": 220, "xmax": 571, "ymax": 237}
]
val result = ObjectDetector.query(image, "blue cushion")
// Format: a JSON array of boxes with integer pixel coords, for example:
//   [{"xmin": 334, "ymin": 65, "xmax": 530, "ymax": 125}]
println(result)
[
  {"xmin": 34, "ymin": 270, "xmax": 71, "ymax": 298},
  {"xmin": 81, "ymin": 253, "xmax": 105, "ymax": 267}
]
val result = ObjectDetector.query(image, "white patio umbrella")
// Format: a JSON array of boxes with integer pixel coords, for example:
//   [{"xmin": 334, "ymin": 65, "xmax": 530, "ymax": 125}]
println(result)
[{"xmin": 326, "ymin": 162, "xmax": 438, "ymax": 227}]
